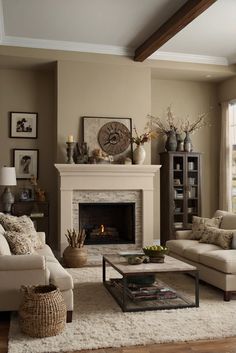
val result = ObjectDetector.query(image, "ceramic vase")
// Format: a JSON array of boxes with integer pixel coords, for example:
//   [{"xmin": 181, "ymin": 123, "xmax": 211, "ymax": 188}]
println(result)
[
  {"xmin": 176, "ymin": 133, "xmax": 184, "ymax": 152},
  {"xmin": 63, "ymin": 246, "xmax": 87, "ymax": 267},
  {"xmin": 133, "ymin": 145, "xmax": 146, "ymax": 164},
  {"xmin": 184, "ymin": 132, "xmax": 193, "ymax": 152},
  {"xmin": 165, "ymin": 131, "xmax": 177, "ymax": 151}
]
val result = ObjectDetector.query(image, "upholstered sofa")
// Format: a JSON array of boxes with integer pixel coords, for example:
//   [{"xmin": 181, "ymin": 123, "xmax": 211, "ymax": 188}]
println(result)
[
  {"xmin": 0, "ymin": 225, "xmax": 74, "ymax": 322},
  {"xmin": 167, "ymin": 210, "xmax": 236, "ymax": 301}
]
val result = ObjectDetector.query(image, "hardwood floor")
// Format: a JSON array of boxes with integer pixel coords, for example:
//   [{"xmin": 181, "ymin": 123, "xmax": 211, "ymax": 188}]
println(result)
[
  {"xmin": 1, "ymin": 313, "xmax": 236, "ymax": 353},
  {"xmin": 0, "ymin": 312, "xmax": 10, "ymax": 353}
]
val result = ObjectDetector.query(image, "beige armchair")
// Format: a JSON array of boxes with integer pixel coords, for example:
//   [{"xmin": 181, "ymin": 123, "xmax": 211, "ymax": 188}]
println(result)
[{"xmin": 0, "ymin": 226, "xmax": 74, "ymax": 322}]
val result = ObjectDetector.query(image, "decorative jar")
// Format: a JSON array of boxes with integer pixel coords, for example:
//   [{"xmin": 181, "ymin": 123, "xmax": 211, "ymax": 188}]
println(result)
[{"xmin": 133, "ymin": 145, "xmax": 146, "ymax": 164}]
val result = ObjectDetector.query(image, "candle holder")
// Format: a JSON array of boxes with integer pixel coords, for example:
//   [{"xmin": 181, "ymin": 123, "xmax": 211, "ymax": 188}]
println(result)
[{"xmin": 66, "ymin": 142, "xmax": 75, "ymax": 164}]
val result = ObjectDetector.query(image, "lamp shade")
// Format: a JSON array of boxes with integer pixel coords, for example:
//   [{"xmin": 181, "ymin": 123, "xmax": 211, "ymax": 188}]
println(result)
[{"xmin": 0, "ymin": 167, "xmax": 17, "ymax": 186}]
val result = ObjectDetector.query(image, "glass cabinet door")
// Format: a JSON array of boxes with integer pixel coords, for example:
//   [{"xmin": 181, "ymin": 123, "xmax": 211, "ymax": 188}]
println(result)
[
  {"xmin": 172, "ymin": 155, "xmax": 184, "ymax": 230},
  {"xmin": 186, "ymin": 155, "xmax": 200, "ymax": 227}
]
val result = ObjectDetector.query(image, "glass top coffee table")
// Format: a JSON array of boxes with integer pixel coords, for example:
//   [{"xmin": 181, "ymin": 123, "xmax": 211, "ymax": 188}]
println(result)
[{"xmin": 103, "ymin": 254, "xmax": 199, "ymax": 312}]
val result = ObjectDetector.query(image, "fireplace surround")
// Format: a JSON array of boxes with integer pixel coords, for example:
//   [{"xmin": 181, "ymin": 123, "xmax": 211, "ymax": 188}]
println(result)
[{"xmin": 55, "ymin": 164, "xmax": 161, "ymax": 257}]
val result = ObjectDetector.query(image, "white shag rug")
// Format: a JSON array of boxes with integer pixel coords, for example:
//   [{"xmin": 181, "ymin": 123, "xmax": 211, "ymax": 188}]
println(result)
[{"xmin": 8, "ymin": 266, "xmax": 236, "ymax": 353}]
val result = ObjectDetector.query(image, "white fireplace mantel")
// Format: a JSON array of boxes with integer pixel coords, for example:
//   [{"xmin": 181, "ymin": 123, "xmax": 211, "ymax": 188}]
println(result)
[{"xmin": 55, "ymin": 164, "xmax": 161, "ymax": 254}]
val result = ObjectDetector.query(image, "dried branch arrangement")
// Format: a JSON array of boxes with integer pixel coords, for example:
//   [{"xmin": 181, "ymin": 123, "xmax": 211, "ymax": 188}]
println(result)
[
  {"xmin": 147, "ymin": 107, "xmax": 209, "ymax": 135},
  {"xmin": 130, "ymin": 125, "xmax": 158, "ymax": 146},
  {"xmin": 147, "ymin": 107, "xmax": 181, "ymax": 135},
  {"xmin": 65, "ymin": 229, "xmax": 86, "ymax": 248},
  {"xmin": 181, "ymin": 112, "xmax": 209, "ymax": 133}
]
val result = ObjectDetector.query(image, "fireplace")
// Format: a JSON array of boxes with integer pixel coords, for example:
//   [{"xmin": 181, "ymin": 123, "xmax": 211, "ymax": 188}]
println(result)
[
  {"xmin": 55, "ymin": 164, "xmax": 161, "ymax": 256},
  {"xmin": 79, "ymin": 203, "xmax": 135, "ymax": 245}
]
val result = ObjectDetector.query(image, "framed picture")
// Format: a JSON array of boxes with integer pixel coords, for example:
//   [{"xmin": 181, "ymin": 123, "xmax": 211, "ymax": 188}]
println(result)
[
  {"xmin": 13, "ymin": 149, "xmax": 39, "ymax": 180},
  {"xmin": 10, "ymin": 112, "xmax": 38, "ymax": 138},
  {"xmin": 82, "ymin": 117, "xmax": 133, "ymax": 163},
  {"xmin": 19, "ymin": 187, "xmax": 34, "ymax": 201}
]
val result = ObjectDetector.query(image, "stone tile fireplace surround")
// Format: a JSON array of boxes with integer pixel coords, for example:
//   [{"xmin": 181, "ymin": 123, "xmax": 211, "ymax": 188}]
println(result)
[{"xmin": 55, "ymin": 164, "xmax": 161, "ymax": 258}]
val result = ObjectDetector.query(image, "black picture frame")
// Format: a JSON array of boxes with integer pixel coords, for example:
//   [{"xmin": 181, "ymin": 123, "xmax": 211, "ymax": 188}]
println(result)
[
  {"xmin": 10, "ymin": 112, "xmax": 38, "ymax": 138},
  {"xmin": 19, "ymin": 187, "xmax": 34, "ymax": 201},
  {"xmin": 13, "ymin": 149, "xmax": 39, "ymax": 180}
]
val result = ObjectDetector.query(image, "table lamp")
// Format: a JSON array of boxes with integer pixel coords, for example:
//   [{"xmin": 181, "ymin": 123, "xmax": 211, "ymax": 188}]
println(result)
[{"xmin": 0, "ymin": 167, "xmax": 17, "ymax": 213}]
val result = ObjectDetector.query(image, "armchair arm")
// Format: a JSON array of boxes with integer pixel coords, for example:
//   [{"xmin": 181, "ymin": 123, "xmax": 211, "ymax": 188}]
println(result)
[
  {"xmin": 0, "ymin": 255, "xmax": 45, "ymax": 271},
  {"xmin": 175, "ymin": 230, "xmax": 192, "ymax": 240}
]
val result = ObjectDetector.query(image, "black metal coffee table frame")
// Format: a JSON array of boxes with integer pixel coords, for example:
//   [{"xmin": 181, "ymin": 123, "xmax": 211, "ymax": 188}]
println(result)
[{"xmin": 103, "ymin": 255, "xmax": 199, "ymax": 312}]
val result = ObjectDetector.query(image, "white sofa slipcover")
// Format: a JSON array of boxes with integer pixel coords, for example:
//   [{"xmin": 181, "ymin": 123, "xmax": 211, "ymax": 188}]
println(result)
[
  {"xmin": 166, "ymin": 210, "xmax": 236, "ymax": 301},
  {"xmin": 0, "ymin": 229, "xmax": 74, "ymax": 322}
]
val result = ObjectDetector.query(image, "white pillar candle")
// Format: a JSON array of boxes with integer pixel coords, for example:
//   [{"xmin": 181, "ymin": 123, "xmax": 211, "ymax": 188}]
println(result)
[{"xmin": 67, "ymin": 135, "xmax": 74, "ymax": 143}]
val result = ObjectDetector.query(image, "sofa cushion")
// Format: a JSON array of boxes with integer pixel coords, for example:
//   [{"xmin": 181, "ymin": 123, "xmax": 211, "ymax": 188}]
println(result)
[
  {"xmin": 46, "ymin": 261, "xmax": 74, "ymax": 291},
  {"xmin": 200, "ymin": 250, "xmax": 236, "ymax": 274},
  {"xmin": 0, "ymin": 214, "xmax": 43, "ymax": 249},
  {"xmin": 199, "ymin": 227, "xmax": 233, "ymax": 249},
  {"xmin": 0, "ymin": 225, "xmax": 11, "ymax": 255},
  {"xmin": 183, "ymin": 243, "xmax": 222, "ymax": 262},
  {"xmin": 214, "ymin": 210, "xmax": 236, "ymax": 230},
  {"xmin": 190, "ymin": 216, "xmax": 222, "ymax": 240},
  {"xmin": 4, "ymin": 231, "xmax": 34, "ymax": 255},
  {"xmin": 166, "ymin": 239, "xmax": 198, "ymax": 256}
]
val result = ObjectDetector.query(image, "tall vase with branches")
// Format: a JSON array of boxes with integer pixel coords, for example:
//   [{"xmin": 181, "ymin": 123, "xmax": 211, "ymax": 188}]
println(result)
[
  {"xmin": 63, "ymin": 229, "xmax": 87, "ymax": 267},
  {"xmin": 181, "ymin": 112, "xmax": 209, "ymax": 152}
]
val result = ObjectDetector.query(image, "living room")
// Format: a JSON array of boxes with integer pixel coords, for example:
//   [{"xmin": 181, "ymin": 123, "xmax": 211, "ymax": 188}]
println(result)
[{"xmin": 1, "ymin": 0, "xmax": 236, "ymax": 352}]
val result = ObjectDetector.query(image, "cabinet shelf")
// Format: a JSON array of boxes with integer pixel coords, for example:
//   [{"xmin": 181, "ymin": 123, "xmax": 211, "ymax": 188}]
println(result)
[{"xmin": 160, "ymin": 152, "xmax": 201, "ymax": 246}]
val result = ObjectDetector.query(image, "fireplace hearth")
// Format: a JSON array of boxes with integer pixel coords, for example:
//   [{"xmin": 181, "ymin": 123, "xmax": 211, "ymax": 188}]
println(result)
[{"xmin": 79, "ymin": 203, "xmax": 135, "ymax": 245}]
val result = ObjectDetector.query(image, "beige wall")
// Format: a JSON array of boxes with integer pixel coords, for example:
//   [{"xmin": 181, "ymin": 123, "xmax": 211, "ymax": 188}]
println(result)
[
  {"xmin": 57, "ymin": 60, "xmax": 151, "ymax": 164},
  {"xmin": 151, "ymin": 79, "xmax": 220, "ymax": 217},
  {"xmin": 218, "ymin": 76, "xmax": 236, "ymax": 102},
  {"xmin": 0, "ymin": 50, "xmax": 226, "ymax": 249},
  {"xmin": 0, "ymin": 68, "xmax": 57, "ymax": 247}
]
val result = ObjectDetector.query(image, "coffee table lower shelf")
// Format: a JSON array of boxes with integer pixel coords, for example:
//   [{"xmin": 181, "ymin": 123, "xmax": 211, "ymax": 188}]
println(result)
[{"xmin": 103, "ymin": 255, "xmax": 199, "ymax": 312}]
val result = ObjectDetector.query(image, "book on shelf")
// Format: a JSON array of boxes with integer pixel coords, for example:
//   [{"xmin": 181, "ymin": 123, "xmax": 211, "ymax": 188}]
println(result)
[
  {"xmin": 110, "ymin": 278, "xmax": 177, "ymax": 301},
  {"xmin": 174, "ymin": 222, "xmax": 183, "ymax": 229},
  {"xmin": 30, "ymin": 212, "xmax": 44, "ymax": 218}
]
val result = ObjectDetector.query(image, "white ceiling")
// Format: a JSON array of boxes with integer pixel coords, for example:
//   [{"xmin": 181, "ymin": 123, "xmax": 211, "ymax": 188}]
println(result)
[{"xmin": 0, "ymin": 0, "xmax": 236, "ymax": 66}]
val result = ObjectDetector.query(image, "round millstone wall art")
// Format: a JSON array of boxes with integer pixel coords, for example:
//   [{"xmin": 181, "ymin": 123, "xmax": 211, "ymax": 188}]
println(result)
[{"xmin": 98, "ymin": 121, "xmax": 130, "ymax": 155}]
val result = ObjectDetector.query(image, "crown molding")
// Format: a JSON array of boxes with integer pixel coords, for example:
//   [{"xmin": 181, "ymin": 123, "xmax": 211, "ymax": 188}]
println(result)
[
  {"xmin": 2, "ymin": 35, "xmax": 133, "ymax": 56},
  {"xmin": 0, "ymin": 0, "xmax": 5, "ymax": 43},
  {"xmin": 150, "ymin": 50, "xmax": 228, "ymax": 66},
  {"xmin": 0, "ymin": 34, "xmax": 230, "ymax": 66}
]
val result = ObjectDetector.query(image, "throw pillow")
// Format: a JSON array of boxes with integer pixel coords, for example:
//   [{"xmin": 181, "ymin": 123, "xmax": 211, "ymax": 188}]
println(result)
[
  {"xmin": 0, "ymin": 226, "xmax": 11, "ymax": 255},
  {"xmin": 199, "ymin": 226, "xmax": 233, "ymax": 249},
  {"xmin": 4, "ymin": 231, "xmax": 35, "ymax": 255},
  {"xmin": 190, "ymin": 216, "xmax": 222, "ymax": 240},
  {"xmin": 0, "ymin": 214, "xmax": 43, "ymax": 249}
]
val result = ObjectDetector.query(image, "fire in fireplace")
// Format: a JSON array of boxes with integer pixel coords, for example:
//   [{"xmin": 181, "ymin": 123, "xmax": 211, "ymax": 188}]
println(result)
[{"xmin": 79, "ymin": 203, "xmax": 135, "ymax": 245}]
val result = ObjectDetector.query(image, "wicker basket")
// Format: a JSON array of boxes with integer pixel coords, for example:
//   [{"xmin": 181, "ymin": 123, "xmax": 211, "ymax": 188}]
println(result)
[{"xmin": 19, "ymin": 284, "xmax": 67, "ymax": 338}]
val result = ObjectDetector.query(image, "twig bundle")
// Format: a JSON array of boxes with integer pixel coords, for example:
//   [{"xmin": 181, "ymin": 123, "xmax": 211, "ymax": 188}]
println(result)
[
  {"xmin": 181, "ymin": 112, "xmax": 209, "ymax": 133},
  {"xmin": 65, "ymin": 229, "xmax": 86, "ymax": 248}
]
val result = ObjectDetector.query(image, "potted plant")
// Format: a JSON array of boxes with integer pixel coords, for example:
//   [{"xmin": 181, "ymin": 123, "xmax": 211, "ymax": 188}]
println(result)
[{"xmin": 63, "ymin": 229, "xmax": 87, "ymax": 267}]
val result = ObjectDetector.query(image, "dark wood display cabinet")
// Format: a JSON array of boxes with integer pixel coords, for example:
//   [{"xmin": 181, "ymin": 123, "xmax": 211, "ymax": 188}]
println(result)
[
  {"xmin": 11, "ymin": 201, "xmax": 49, "ymax": 241},
  {"xmin": 160, "ymin": 152, "xmax": 202, "ymax": 245}
]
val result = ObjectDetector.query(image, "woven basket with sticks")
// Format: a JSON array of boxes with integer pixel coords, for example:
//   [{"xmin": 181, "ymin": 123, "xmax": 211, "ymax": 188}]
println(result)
[{"xmin": 65, "ymin": 228, "xmax": 86, "ymax": 248}]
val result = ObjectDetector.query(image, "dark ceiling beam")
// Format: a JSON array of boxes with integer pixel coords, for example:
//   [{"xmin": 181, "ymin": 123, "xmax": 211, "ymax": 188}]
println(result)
[{"xmin": 134, "ymin": 0, "xmax": 217, "ymax": 62}]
